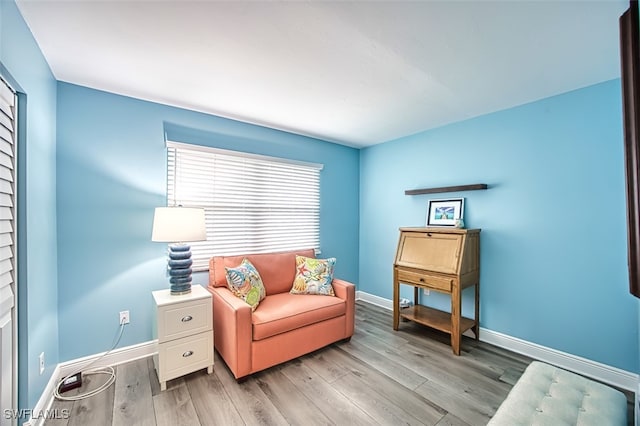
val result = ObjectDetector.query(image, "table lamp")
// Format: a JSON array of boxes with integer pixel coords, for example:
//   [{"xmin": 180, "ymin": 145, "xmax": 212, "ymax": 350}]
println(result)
[{"xmin": 152, "ymin": 206, "xmax": 206, "ymax": 295}]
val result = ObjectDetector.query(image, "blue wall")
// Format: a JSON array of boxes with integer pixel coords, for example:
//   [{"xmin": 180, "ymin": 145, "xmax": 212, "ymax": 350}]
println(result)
[
  {"xmin": 360, "ymin": 79, "xmax": 638, "ymax": 372},
  {"xmin": 55, "ymin": 82, "xmax": 360, "ymax": 360},
  {"xmin": 1, "ymin": 0, "xmax": 59, "ymax": 413}
]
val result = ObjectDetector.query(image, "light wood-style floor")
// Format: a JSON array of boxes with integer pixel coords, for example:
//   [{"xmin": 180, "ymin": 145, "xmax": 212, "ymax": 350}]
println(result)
[{"xmin": 45, "ymin": 301, "xmax": 634, "ymax": 426}]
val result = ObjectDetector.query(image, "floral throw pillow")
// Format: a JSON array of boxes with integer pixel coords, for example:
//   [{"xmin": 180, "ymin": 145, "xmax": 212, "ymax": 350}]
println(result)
[
  {"xmin": 225, "ymin": 258, "xmax": 266, "ymax": 311},
  {"xmin": 290, "ymin": 255, "xmax": 336, "ymax": 296}
]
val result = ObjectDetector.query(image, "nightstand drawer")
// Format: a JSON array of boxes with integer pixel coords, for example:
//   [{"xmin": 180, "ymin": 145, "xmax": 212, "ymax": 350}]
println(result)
[
  {"xmin": 157, "ymin": 299, "xmax": 212, "ymax": 342},
  {"xmin": 156, "ymin": 331, "xmax": 214, "ymax": 382}
]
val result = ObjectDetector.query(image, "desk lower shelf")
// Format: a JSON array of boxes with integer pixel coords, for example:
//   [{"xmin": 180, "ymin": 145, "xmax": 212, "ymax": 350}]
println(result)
[{"xmin": 400, "ymin": 305, "xmax": 476, "ymax": 335}]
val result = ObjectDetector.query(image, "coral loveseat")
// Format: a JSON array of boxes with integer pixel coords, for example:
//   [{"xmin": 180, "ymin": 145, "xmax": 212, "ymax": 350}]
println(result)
[{"xmin": 208, "ymin": 249, "xmax": 355, "ymax": 380}]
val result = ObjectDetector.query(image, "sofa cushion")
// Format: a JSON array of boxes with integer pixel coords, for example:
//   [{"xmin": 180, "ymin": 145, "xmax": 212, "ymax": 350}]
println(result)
[
  {"xmin": 210, "ymin": 249, "xmax": 316, "ymax": 295},
  {"xmin": 290, "ymin": 255, "xmax": 336, "ymax": 296},
  {"xmin": 252, "ymin": 293, "xmax": 346, "ymax": 341},
  {"xmin": 225, "ymin": 258, "xmax": 266, "ymax": 311}
]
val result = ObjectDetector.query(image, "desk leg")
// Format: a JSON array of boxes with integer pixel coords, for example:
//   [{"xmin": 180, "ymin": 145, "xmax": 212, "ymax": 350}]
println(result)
[
  {"xmin": 451, "ymin": 282, "xmax": 461, "ymax": 356},
  {"xmin": 393, "ymin": 270, "xmax": 399, "ymax": 330},
  {"xmin": 473, "ymin": 282, "xmax": 480, "ymax": 340}
]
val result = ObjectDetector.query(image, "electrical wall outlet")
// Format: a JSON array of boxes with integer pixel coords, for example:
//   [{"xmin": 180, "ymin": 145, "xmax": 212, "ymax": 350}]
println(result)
[
  {"xmin": 119, "ymin": 310, "xmax": 130, "ymax": 325},
  {"xmin": 39, "ymin": 352, "xmax": 44, "ymax": 375},
  {"xmin": 423, "ymin": 289, "xmax": 430, "ymax": 296}
]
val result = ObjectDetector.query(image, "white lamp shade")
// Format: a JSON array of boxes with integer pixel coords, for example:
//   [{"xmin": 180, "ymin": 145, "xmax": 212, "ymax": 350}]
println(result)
[{"xmin": 151, "ymin": 207, "xmax": 206, "ymax": 242}]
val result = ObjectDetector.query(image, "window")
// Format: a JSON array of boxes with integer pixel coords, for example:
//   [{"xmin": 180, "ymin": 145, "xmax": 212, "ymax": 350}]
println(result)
[{"xmin": 166, "ymin": 141, "xmax": 322, "ymax": 271}]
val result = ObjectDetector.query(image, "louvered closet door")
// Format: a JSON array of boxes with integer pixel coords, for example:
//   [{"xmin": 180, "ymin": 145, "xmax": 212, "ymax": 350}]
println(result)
[{"xmin": 0, "ymin": 77, "xmax": 16, "ymax": 426}]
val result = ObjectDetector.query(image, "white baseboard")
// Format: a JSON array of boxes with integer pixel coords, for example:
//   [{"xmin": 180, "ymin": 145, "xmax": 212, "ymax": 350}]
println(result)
[
  {"xmin": 57, "ymin": 339, "xmax": 156, "ymax": 378},
  {"xmin": 356, "ymin": 290, "xmax": 393, "ymax": 310},
  {"xmin": 24, "ymin": 340, "xmax": 157, "ymax": 426},
  {"xmin": 22, "ymin": 364, "xmax": 61, "ymax": 426},
  {"xmin": 480, "ymin": 328, "xmax": 637, "ymax": 391},
  {"xmin": 356, "ymin": 290, "xmax": 638, "ymax": 392}
]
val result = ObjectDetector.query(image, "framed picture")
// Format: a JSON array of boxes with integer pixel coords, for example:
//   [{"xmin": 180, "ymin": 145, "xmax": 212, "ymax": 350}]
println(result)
[{"xmin": 426, "ymin": 198, "xmax": 464, "ymax": 227}]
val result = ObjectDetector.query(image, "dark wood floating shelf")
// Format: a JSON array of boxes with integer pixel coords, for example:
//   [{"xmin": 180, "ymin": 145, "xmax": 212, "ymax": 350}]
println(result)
[{"xmin": 405, "ymin": 183, "xmax": 488, "ymax": 196}]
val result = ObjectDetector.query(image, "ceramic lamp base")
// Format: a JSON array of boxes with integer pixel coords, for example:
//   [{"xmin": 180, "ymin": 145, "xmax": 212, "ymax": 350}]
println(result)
[{"xmin": 168, "ymin": 243, "xmax": 193, "ymax": 295}]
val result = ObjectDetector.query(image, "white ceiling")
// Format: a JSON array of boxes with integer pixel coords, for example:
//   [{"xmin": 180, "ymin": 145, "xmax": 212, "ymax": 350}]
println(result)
[{"xmin": 16, "ymin": 0, "xmax": 628, "ymax": 148}]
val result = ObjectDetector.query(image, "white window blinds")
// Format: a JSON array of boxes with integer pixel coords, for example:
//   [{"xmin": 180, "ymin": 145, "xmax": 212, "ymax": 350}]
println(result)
[{"xmin": 166, "ymin": 141, "xmax": 322, "ymax": 271}]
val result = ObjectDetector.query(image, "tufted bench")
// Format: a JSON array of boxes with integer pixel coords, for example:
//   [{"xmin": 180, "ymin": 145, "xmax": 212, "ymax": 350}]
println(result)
[{"xmin": 488, "ymin": 361, "xmax": 627, "ymax": 425}]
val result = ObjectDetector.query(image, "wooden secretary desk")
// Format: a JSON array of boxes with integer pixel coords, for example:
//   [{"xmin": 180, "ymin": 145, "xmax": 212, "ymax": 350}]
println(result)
[{"xmin": 393, "ymin": 227, "xmax": 480, "ymax": 355}]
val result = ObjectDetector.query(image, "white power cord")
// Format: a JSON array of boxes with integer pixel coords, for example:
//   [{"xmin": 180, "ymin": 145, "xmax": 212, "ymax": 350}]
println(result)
[{"xmin": 53, "ymin": 318, "xmax": 127, "ymax": 401}]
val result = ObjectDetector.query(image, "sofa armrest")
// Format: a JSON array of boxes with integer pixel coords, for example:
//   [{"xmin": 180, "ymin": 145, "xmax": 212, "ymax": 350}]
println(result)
[
  {"xmin": 209, "ymin": 286, "xmax": 253, "ymax": 379},
  {"xmin": 332, "ymin": 278, "xmax": 355, "ymax": 338}
]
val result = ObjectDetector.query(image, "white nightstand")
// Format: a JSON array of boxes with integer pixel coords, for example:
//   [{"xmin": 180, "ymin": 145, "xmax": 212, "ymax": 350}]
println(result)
[{"xmin": 152, "ymin": 285, "xmax": 214, "ymax": 391}]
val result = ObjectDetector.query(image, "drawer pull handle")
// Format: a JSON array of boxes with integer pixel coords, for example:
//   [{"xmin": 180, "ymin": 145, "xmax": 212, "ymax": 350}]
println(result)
[
  {"xmin": 182, "ymin": 351, "xmax": 194, "ymax": 357},
  {"xmin": 419, "ymin": 278, "xmax": 425, "ymax": 282},
  {"xmin": 181, "ymin": 316, "xmax": 193, "ymax": 322}
]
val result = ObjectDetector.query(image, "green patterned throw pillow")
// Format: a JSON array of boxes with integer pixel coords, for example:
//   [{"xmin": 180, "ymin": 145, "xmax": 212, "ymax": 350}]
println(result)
[
  {"xmin": 225, "ymin": 258, "xmax": 266, "ymax": 311},
  {"xmin": 290, "ymin": 255, "xmax": 336, "ymax": 296}
]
